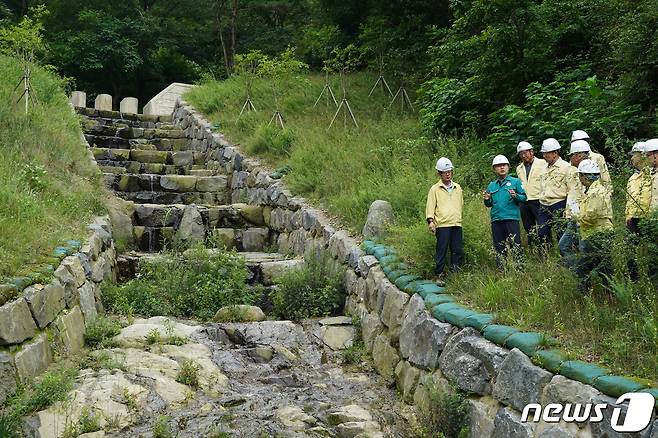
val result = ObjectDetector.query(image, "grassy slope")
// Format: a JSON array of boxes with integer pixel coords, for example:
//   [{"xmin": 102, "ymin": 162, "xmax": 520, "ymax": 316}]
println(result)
[
  {"xmin": 0, "ymin": 55, "xmax": 105, "ymax": 279},
  {"xmin": 186, "ymin": 73, "xmax": 657, "ymax": 382}
]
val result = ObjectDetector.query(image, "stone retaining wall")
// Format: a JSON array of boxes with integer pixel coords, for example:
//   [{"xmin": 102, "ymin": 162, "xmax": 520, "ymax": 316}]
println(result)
[
  {"xmin": 173, "ymin": 100, "xmax": 657, "ymax": 438},
  {"xmin": 0, "ymin": 216, "xmax": 117, "ymax": 405}
]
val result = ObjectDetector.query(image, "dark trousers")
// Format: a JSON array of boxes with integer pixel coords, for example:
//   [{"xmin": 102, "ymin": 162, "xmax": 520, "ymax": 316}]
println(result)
[
  {"xmin": 520, "ymin": 199, "xmax": 541, "ymax": 246},
  {"xmin": 435, "ymin": 226, "xmax": 463, "ymax": 275},
  {"xmin": 491, "ymin": 220, "xmax": 521, "ymax": 267},
  {"xmin": 574, "ymin": 231, "xmax": 613, "ymax": 290},
  {"xmin": 538, "ymin": 200, "xmax": 567, "ymax": 247},
  {"xmin": 627, "ymin": 217, "xmax": 641, "ymax": 234}
]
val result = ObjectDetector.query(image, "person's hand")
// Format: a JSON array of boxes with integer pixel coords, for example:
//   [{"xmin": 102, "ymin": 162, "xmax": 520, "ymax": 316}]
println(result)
[
  {"xmin": 508, "ymin": 188, "xmax": 517, "ymax": 198},
  {"xmin": 483, "ymin": 191, "xmax": 492, "ymax": 201},
  {"xmin": 428, "ymin": 221, "xmax": 437, "ymax": 234}
]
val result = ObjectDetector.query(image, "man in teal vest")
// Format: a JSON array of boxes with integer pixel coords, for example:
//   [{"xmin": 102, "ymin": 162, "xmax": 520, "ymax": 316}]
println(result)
[{"xmin": 484, "ymin": 155, "xmax": 527, "ymax": 267}]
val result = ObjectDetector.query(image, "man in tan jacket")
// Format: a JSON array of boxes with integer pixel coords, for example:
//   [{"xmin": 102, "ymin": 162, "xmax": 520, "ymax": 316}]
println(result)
[
  {"xmin": 516, "ymin": 141, "xmax": 546, "ymax": 246},
  {"xmin": 426, "ymin": 157, "xmax": 464, "ymax": 286}
]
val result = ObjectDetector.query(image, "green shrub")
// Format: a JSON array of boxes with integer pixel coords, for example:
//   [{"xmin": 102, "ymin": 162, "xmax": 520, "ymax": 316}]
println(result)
[
  {"xmin": 0, "ymin": 366, "xmax": 78, "ymax": 437},
  {"xmin": 153, "ymin": 415, "xmax": 173, "ymax": 438},
  {"xmin": 84, "ymin": 315, "xmax": 121, "ymax": 348},
  {"xmin": 418, "ymin": 385, "xmax": 469, "ymax": 438},
  {"xmin": 272, "ymin": 258, "xmax": 343, "ymax": 321},
  {"xmin": 247, "ymin": 124, "xmax": 295, "ymax": 156},
  {"xmin": 103, "ymin": 247, "xmax": 255, "ymax": 320},
  {"xmin": 176, "ymin": 359, "xmax": 200, "ymax": 389}
]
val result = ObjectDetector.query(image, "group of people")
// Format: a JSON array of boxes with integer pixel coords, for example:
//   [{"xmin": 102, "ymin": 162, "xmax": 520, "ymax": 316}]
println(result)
[{"xmin": 425, "ymin": 130, "xmax": 658, "ymax": 288}]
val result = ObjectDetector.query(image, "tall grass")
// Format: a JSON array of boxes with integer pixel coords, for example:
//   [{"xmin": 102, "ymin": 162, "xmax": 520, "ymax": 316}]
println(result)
[
  {"xmin": 186, "ymin": 73, "xmax": 657, "ymax": 381},
  {"xmin": 0, "ymin": 55, "xmax": 105, "ymax": 278}
]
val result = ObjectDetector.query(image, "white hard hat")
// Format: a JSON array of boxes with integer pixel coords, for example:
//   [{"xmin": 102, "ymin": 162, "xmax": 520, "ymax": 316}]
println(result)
[
  {"xmin": 577, "ymin": 159, "xmax": 600, "ymax": 174},
  {"xmin": 492, "ymin": 155, "xmax": 510, "ymax": 166},
  {"xmin": 645, "ymin": 139, "xmax": 658, "ymax": 153},
  {"xmin": 569, "ymin": 140, "xmax": 591, "ymax": 155},
  {"xmin": 629, "ymin": 142, "xmax": 646, "ymax": 155},
  {"xmin": 435, "ymin": 157, "xmax": 454, "ymax": 172},
  {"xmin": 517, "ymin": 141, "xmax": 533, "ymax": 153},
  {"xmin": 571, "ymin": 130, "xmax": 590, "ymax": 142},
  {"xmin": 540, "ymin": 138, "xmax": 561, "ymax": 153}
]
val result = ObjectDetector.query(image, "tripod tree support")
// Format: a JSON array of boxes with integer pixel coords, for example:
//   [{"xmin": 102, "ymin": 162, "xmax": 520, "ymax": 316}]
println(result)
[
  {"xmin": 238, "ymin": 96, "xmax": 257, "ymax": 118},
  {"xmin": 369, "ymin": 74, "xmax": 394, "ymax": 98},
  {"xmin": 329, "ymin": 98, "xmax": 358, "ymax": 129},
  {"xmin": 314, "ymin": 83, "xmax": 339, "ymax": 108},
  {"xmin": 268, "ymin": 110, "xmax": 285, "ymax": 129},
  {"xmin": 389, "ymin": 86, "xmax": 415, "ymax": 112}
]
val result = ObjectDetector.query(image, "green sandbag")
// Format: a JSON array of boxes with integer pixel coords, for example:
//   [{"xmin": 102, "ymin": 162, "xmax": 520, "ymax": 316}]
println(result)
[
  {"xmin": 67, "ymin": 239, "xmax": 82, "ymax": 250},
  {"xmin": 482, "ymin": 324, "xmax": 519, "ymax": 345},
  {"xmin": 395, "ymin": 275, "xmax": 420, "ymax": 290},
  {"xmin": 505, "ymin": 332, "xmax": 547, "ymax": 356},
  {"xmin": 443, "ymin": 308, "xmax": 477, "ymax": 327},
  {"xmin": 387, "ymin": 270, "xmax": 408, "ymax": 282},
  {"xmin": 593, "ymin": 375, "xmax": 649, "ymax": 399},
  {"xmin": 559, "ymin": 360, "xmax": 609, "ymax": 385},
  {"xmin": 431, "ymin": 302, "xmax": 464, "ymax": 323},
  {"xmin": 380, "ymin": 254, "xmax": 400, "ymax": 265},
  {"xmin": 8, "ymin": 276, "xmax": 32, "ymax": 291},
  {"xmin": 366, "ymin": 243, "xmax": 383, "ymax": 255},
  {"xmin": 361, "ymin": 240, "xmax": 376, "ymax": 251},
  {"xmin": 415, "ymin": 283, "xmax": 446, "ymax": 298},
  {"xmin": 373, "ymin": 247, "xmax": 391, "ymax": 259},
  {"xmin": 532, "ymin": 350, "xmax": 566, "ymax": 373},
  {"xmin": 462, "ymin": 313, "xmax": 495, "ymax": 331},
  {"xmin": 423, "ymin": 293, "xmax": 454, "ymax": 307},
  {"xmin": 403, "ymin": 280, "xmax": 434, "ymax": 294}
]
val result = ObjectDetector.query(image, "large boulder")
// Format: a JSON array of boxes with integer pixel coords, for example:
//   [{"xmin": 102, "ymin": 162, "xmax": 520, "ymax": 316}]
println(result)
[
  {"xmin": 213, "ymin": 305, "xmax": 266, "ymax": 322},
  {"xmin": 0, "ymin": 298, "xmax": 39, "ymax": 345},
  {"xmin": 23, "ymin": 282, "xmax": 66, "ymax": 329},
  {"xmin": 0, "ymin": 353, "xmax": 17, "ymax": 405},
  {"xmin": 54, "ymin": 306, "xmax": 86, "ymax": 355},
  {"xmin": 371, "ymin": 333, "xmax": 400, "ymax": 383},
  {"xmin": 14, "ymin": 334, "xmax": 53, "ymax": 383},
  {"xmin": 493, "ymin": 407, "xmax": 535, "ymax": 438},
  {"xmin": 176, "ymin": 205, "xmax": 205, "ymax": 245},
  {"xmin": 438, "ymin": 327, "xmax": 508, "ymax": 395},
  {"xmin": 492, "ymin": 348, "xmax": 553, "ymax": 412},
  {"xmin": 399, "ymin": 294, "xmax": 454, "ymax": 369},
  {"xmin": 362, "ymin": 200, "xmax": 395, "ymax": 239}
]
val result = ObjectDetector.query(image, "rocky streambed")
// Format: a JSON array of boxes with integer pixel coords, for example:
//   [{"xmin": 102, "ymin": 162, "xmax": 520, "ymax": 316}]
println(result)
[{"xmin": 26, "ymin": 316, "xmax": 416, "ymax": 437}]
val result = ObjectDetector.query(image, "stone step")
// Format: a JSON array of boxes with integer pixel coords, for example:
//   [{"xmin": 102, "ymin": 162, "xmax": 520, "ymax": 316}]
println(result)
[
  {"xmin": 132, "ymin": 225, "xmax": 273, "ymax": 253},
  {"xmin": 86, "ymin": 135, "xmax": 188, "ymax": 152},
  {"xmin": 83, "ymin": 122, "xmax": 180, "ymax": 137},
  {"xmin": 76, "ymin": 107, "xmax": 172, "ymax": 124},
  {"xmin": 92, "ymin": 148, "xmax": 204, "ymax": 166},
  {"xmin": 103, "ymin": 173, "xmax": 228, "ymax": 194},
  {"xmin": 97, "ymin": 160, "xmax": 209, "ymax": 176},
  {"xmin": 114, "ymin": 189, "xmax": 228, "ymax": 206},
  {"xmin": 86, "ymin": 134, "xmax": 187, "ymax": 151},
  {"xmin": 132, "ymin": 203, "xmax": 266, "ymax": 229}
]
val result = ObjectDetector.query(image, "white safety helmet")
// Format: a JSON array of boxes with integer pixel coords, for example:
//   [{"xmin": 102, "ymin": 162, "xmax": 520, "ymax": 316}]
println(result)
[
  {"xmin": 492, "ymin": 155, "xmax": 510, "ymax": 166},
  {"xmin": 517, "ymin": 141, "xmax": 533, "ymax": 153},
  {"xmin": 569, "ymin": 140, "xmax": 591, "ymax": 155},
  {"xmin": 571, "ymin": 130, "xmax": 590, "ymax": 142},
  {"xmin": 577, "ymin": 159, "xmax": 600, "ymax": 174},
  {"xmin": 435, "ymin": 157, "xmax": 454, "ymax": 172},
  {"xmin": 645, "ymin": 139, "xmax": 658, "ymax": 153},
  {"xmin": 629, "ymin": 142, "xmax": 646, "ymax": 155},
  {"xmin": 540, "ymin": 138, "xmax": 561, "ymax": 153}
]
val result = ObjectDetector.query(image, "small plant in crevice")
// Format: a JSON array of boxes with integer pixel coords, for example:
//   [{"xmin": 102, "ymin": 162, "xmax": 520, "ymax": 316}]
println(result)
[
  {"xmin": 176, "ymin": 359, "xmax": 200, "ymax": 389},
  {"xmin": 342, "ymin": 313, "xmax": 367, "ymax": 365},
  {"xmin": 153, "ymin": 415, "xmax": 173, "ymax": 438},
  {"xmin": 84, "ymin": 315, "xmax": 121, "ymax": 348},
  {"xmin": 271, "ymin": 257, "xmax": 344, "ymax": 321},
  {"xmin": 418, "ymin": 384, "xmax": 470, "ymax": 438},
  {"xmin": 145, "ymin": 328, "xmax": 162, "ymax": 345}
]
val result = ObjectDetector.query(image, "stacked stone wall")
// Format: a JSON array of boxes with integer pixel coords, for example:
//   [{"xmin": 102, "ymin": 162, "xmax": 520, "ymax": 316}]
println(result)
[{"xmin": 173, "ymin": 100, "xmax": 657, "ymax": 438}]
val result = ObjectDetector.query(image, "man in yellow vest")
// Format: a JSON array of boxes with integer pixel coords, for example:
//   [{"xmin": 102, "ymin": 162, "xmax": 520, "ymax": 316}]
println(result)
[
  {"xmin": 537, "ymin": 138, "xmax": 575, "ymax": 247},
  {"xmin": 625, "ymin": 142, "xmax": 651, "ymax": 233},
  {"xmin": 559, "ymin": 140, "xmax": 589, "ymax": 264},
  {"xmin": 516, "ymin": 141, "xmax": 546, "ymax": 246},
  {"xmin": 569, "ymin": 159, "xmax": 614, "ymax": 290},
  {"xmin": 647, "ymin": 139, "xmax": 658, "ymax": 213},
  {"xmin": 426, "ymin": 157, "xmax": 464, "ymax": 286},
  {"xmin": 570, "ymin": 130, "xmax": 612, "ymax": 190}
]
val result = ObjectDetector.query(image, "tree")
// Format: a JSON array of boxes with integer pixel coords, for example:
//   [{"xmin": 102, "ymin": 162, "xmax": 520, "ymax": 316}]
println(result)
[{"xmin": 215, "ymin": 0, "xmax": 238, "ymax": 75}]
